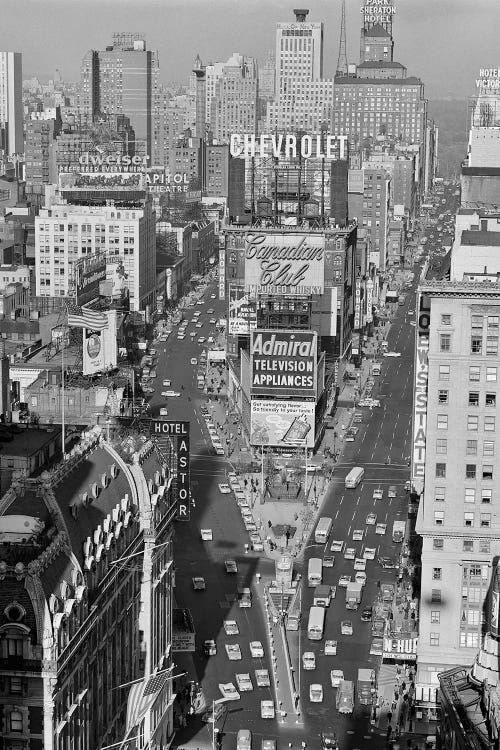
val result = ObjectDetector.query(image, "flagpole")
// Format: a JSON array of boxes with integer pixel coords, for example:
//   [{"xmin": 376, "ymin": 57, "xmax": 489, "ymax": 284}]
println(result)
[{"xmin": 62, "ymin": 316, "xmax": 66, "ymax": 460}]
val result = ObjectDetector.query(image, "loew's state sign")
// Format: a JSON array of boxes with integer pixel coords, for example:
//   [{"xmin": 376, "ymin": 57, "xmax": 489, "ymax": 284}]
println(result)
[{"xmin": 251, "ymin": 330, "xmax": 317, "ymax": 398}]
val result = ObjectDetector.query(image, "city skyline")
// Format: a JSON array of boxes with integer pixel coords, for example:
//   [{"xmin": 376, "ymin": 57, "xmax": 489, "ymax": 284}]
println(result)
[{"xmin": 1, "ymin": 0, "xmax": 499, "ymax": 99}]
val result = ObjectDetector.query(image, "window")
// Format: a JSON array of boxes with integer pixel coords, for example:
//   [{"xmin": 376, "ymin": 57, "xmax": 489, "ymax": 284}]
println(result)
[
  {"xmin": 10, "ymin": 677, "xmax": 22, "ymax": 695},
  {"xmin": 440, "ymin": 334, "xmax": 451, "ymax": 352},
  {"xmin": 435, "ymin": 463, "xmax": 446, "ymax": 478},
  {"xmin": 430, "ymin": 633, "xmax": 440, "ymax": 646},
  {"xmin": 431, "ymin": 589, "xmax": 442, "ymax": 603},
  {"xmin": 488, "ymin": 315, "xmax": 499, "ymax": 330},
  {"xmin": 433, "ymin": 538, "xmax": 444, "ymax": 550},
  {"xmin": 468, "ymin": 392, "xmax": 480, "ymax": 406},
  {"xmin": 483, "ymin": 441, "xmax": 495, "ymax": 457},
  {"xmin": 464, "ymin": 512, "xmax": 474, "ymax": 527},
  {"xmin": 480, "ymin": 513, "xmax": 491, "ymax": 528},
  {"xmin": 436, "ymin": 439, "xmax": 447, "ymax": 454},
  {"xmin": 460, "ymin": 632, "xmax": 479, "ymax": 648},
  {"xmin": 441, "ymin": 314, "xmax": 452, "ymax": 325},
  {"xmin": 465, "ymin": 464, "xmax": 476, "ymax": 479},
  {"xmin": 432, "ymin": 567, "xmax": 442, "ymax": 581},
  {"xmin": 437, "ymin": 415, "xmax": 448, "ymax": 430},
  {"xmin": 483, "ymin": 465, "xmax": 493, "ymax": 480},
  {"xmin": 10, "ymin": 711, "xmax": 22, "ymax": 732},
  {"xmin": 465, "ymin": 488, "xmax": 475, "ymax": 503},
  {"xmin": 466, "ymin": 440, "xmax": 477, "ymax": 456},
  {"xmin": 431, "ymin": 611, "xmax": 441, "ymax": 624},
  {"xmin": 486, "ymin": 337, "xmax": 498, "ymax": 355},
  {"xmin": 7, "ymin": 637, "xmax": 22, "ymax": 657},
  {"xmin": 482, "ymin": 489, "xmax": 492, "ymax": 504},
  {"xmin": 434, "ymin": 511, "xmax": 444, "ymax": 525},
  {"xmin": 463, "ymin": 540, "xmax": 474, "ymax": 552},
  {"xmin": 485, "ymin": 394, "xmax": 497, "ymax": 409},
  {"xmin": 471, "ymin": 336, "xmax": 482, "ymax": 354},
  {"xmin": 480, "ymin": 540, "xmax": 491, "ymax": 554},
  {"xmin": 468, "ymin": 415, "xmax": 478, "ymax": 431},
  {"xmin": 485, "ymin": 416, "xmax": 496, "ymax": 432},
  {"xmin": 438, "ymin": 390, "xmax": 448, "ymax": 404},
  {"xmin": 471, "ymin": 315, "xmax": 484, "ymax": 330},
  {"xmin": 439, "ymin": 364, "xmax": 450, "ymax": 380},
  {"xmin": 469, "ymin": 366, "xmax": 480, "ymax": 382},
  {"xmin": 486, "ymin": 367, "xmax": 497, "ymax": 382}
]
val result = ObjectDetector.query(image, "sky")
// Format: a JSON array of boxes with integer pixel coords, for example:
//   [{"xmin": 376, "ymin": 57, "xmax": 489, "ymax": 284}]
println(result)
[{"xmin": 1, "ymin": 0, "xmax": 500, "ymax": 100}]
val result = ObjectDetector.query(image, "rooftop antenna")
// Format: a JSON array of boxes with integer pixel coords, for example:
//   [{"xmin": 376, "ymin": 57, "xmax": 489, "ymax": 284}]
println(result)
[{"xmin": 336, "ymin": 0, "xmax": 348, "ymax": 76}]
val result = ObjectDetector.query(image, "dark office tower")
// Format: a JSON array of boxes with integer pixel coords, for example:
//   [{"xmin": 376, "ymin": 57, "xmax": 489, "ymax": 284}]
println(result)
[
  {"xmin": 330, "ymin": 159, "xmax": 349, "ymax": 227},
  {"xmin": 80, "ymin": 33, "xmax": 159, "ymax": 159}
]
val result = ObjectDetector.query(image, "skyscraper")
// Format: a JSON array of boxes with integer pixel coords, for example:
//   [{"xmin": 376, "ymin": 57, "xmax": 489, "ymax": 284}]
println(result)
[
  {"xmin": 0, "ymin": 52, "xmax": 23, "ymax": 156},
  {"xmin": 211, "ymin": 54, "xmax": 258, "ymax": 143}
]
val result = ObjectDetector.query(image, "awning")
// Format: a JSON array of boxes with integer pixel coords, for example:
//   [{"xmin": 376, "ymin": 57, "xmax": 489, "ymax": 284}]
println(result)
[{"xmin": 415, "ymin": 685, "xmax": 439, "ymax": 705}]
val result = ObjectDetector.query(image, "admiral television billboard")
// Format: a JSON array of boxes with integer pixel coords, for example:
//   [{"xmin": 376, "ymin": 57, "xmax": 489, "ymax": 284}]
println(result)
[
  {"xmin": 250, "ymin": 399, "xmax": 315, "ymax": 449},
  {"xmin": 251, "ymin": 330, "xmax": 317, "ymax": 398}
]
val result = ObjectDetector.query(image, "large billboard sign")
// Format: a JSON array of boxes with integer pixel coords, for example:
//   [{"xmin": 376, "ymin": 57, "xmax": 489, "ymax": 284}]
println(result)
[
  {"xmin": 244, "ymin": 232, "xmax": 325, "ymax": 296},
  {"xmin": 251, "ymin": 330, "xmax": 317, "ymax": 398},
  {"xmin": 250, "ymin": 399, "xmax": 315, "ymax": 449},
  {"xmin": 146, "ymin": 169, "xmax": 189, "ymax": 193},
  {"xmin": 152, "ymin": 420, "xmax": 190, "ymax": 521},
  {"xmin": 228, "ymin": 285, "xmax": 257, "ymax": 335},
  {"xmin": 412, "ymin": 291, "xmax": 430, "ymax": 490},
  {"xmin": 82, "ymin": 310, "xmax": 118, "ymax": 376},
  {"xmin": 361, "ymin": 1, "xmax": 395, "ymax": 25},
  {"xmin": 75, "ymin": 253, "xmax": 107, "ymax": 307},
  {"xmin": 59, "ymin": 171, "xmax": 145, "ymax": 190}
]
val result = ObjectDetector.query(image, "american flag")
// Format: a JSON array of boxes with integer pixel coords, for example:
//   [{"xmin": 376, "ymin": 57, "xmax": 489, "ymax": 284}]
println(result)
[
  {"xmin": 67, "ymin": 306, "xmax": 108, "ymax": 331},
  {"xmin": 125, "ymin": 670, "xmax": 172, "ymax": 732}
]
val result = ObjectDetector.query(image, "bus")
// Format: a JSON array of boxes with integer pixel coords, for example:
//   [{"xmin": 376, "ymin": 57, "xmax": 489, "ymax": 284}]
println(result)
[
  {"xmin": 308, "ymin": 558, "xmax": 323, "ymax": 587},
  {"xmin": 345, "ymin": 467, "xmax": 365, "ymax": 489},
  {"xmin": 314, "ymin": 517, "xmax": 333, "ymax": 544},
  {"xmin": 307, "ymin": 606, "xmax": 326, "ymax": 640}
]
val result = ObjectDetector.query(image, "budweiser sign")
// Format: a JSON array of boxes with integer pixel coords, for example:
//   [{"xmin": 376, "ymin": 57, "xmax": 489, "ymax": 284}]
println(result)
[{"xmin": 244, "ymin": 232, "xmax": 325, "ymax": 295}]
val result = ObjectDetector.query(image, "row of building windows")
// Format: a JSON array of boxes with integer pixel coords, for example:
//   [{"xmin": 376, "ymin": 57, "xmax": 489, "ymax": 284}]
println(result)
[
  {"xmin": 435, "ymin": 438, "xmax": 495, "ymax": 456},
  {"xmin": 433, "ymin": 509, "xmax": 492, "ymax": 527},
  {"xmin": 437, "ymin": 414, "xmax": 496, "ymax": 430},
  {"xmin": 438, "ymin": 390, "xmax": 497, "ymax": 406}
]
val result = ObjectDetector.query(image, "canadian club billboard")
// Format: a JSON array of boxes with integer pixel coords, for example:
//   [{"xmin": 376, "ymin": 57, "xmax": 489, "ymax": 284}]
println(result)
[{"xmin": 251, "ymin": 330, "xmax": 317, "ymax": 398}]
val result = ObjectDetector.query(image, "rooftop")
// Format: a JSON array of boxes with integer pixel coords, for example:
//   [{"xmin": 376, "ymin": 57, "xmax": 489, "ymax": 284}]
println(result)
[
  {"xmin": 358, "ymin": 61, "xmax": 405, "ymax": 70},
  {"xmin": 364, "ymin": 23, "xmax": 391, "ymax": 38},
  {"xmin": 334, "ymin": 74, "xmax": 423, "ymax": 86},
  {"xmin": 461, "ymin": 230, "xmax": 500, "ymax": 246}
]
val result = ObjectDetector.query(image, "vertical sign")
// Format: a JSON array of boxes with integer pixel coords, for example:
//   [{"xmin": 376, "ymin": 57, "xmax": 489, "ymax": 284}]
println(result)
[
  {"xmin": 354, "ymin": 278, "xmax": 362, "ymax": 330},
  {"xmin": 153, "ymin": 420, "xmax": 190, "ymax": 520},
  {"xmin": 412, "ymin": 291, "xmax": 430, "ymax": 489},
  {"xmin": 366, "ymin": 280, "xmax": 373, "ymax": 324},
  {"xmin": 219, "ymin": 237, "xmax": 226, "ymax": 300}
]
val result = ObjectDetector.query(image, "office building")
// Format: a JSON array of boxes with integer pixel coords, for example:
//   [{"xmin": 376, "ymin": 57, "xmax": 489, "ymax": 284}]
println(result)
[
  {"xmin": 0, "ymin": 425, "xmax": 177, "ymax": 749},
  {"xmin": 211, "ymin": 53, "xmax": 258, "ymax": 143},
  {"xmin": 348, "ymin": 166, "xmax": 391, "ymax": 270},
  {"xmin": 25, "ymin": 111, "xmax": 62, "ymax": 207},
  {"xmin": 461, "ymin": 93, "xmax": 500, "ymax": 208},
  {"xmin": 0, "ymin": 51, "xmax": 23, "ymax": 155}
]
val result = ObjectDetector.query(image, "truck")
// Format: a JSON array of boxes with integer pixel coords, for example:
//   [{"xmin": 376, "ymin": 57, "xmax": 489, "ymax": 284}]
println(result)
[
  {"xmin": 392, "ymin": 520, "xmax": 406, "ymax": 543},
  {"xmin": 336, "ymin": 679, "xmax": 355, "ymax": 714},
  {"xmin": 381, "ymin": 582, "xmax": 395, "ymax": 603},
  {"xmin": 357, "ymin": 668, "xmax": 375, "ymax": 706},
  {"xmin": 345, "ymin": 581, "xmax": 363, "ymax": 610},
  {"xmin": 371, "ymin": 601, "xmax": 390, "ymax": 637}
]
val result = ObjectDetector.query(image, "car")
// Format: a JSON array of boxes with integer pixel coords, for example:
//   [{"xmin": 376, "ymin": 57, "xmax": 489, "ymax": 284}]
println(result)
[
  {"xmin": 388, "ymin": 485, "xmax": 397, "ymax": 498},
  {"xmin": 353, "ymin": 412, "xmax": 363, "ymax": 423},
  {"xmin": 244, "ymin": 520, "xmax": 257, "ymax": 532},
  {"xmin": 345, "ymin": 431, "xmax": 356, "ymax": 442},
  {"xmin": 162, "ymin": 379, "xmax": 172, "ymax": 387},
  {"xmin": 192, "ymin": 576, "xmax": 206, "ymax": 591},
  {"xmin": 261, "ymin": 700, "xmax": 275, "ymax": 719},
  {"xmin": 375, "ymin": 523, "xmax": 387, "ymax": 535},
  {"xmin": 223, "ymin": 620, "xmax": 239, "ymax": 636},
  {"xmin": 190, "ymin": 357, "xmax": 198, "ymax": 365},
  {"xmin": 363, "ymin": 547, "xmax": 376, "ymax": 560},
  {"xmin": 410, "ymin": 321, "xmax": 416, "ymax": 327},
  {"xmin": 255, "ymin": 669, "xmax": 270, "ymax": 687},
  {"xmin": 250, "ymin": 641, "xmax": 264, "ymax": 658},
  {"xmin": 211, "ymin": 293, "xmax": 216, "ymax": 299},
  {"xmin": 354, "ymin": 558, "xmax": 366, "ymax": 571},
  {"xmin": 361, "ymin": 606, "xmax": 373, "ymax": 622},
  {"xmin": 202, "ymin": 702, "xmax": 228, "ymax": 724},
  {"xmin": 370, "ymin": 638, "xmax": 384, "ymax": 656},
  {"xmin": 159, "ymin": 407, "xmax": 169, "ymax": 416},
  {"xmin": 225, "ymin": 644, "xmax": 242, "ymax": 661},
  {"xmin": 218, "ymin": 682, "xmax": 240, "ymax": 701},
  {"xmin": 357, "ymin": 399, "xmax": 371, "ymax": 407},
  {"xmin": 330, "ymin": 540, "xmax": 344, "ymax": 553},
  {"xmin": 323, "ymin": 556, "xmax": 335, "ymax": 568},
  {"xmin": 225, "ymin": 560, "xmax": 238, "ymax": 574},
  {"xmin": 344, "ymin": 547, "xmax": 356, "ymax": 560},
  {"xmin": 210, "ymin": 318, "xmax": 217, "ymax": 324},
  {"xmin": 330, "ymin": 669, "xmax": 344, "ymax": 688},
  {"xmin": 373, "ymin": 488, "xmax": 384, "ymax": 500},
  {"xmin": 310, "ymin": 684, "xmax": 324, "ymax": 703},
  {"xmin": 383, "ymin": 351, "xmax": 401, "ymax": 358},
  {"xmin": 236, "ymin": 673, "xmax": 253, "ymax": 692},
  {"xmin": 177, "ymin": 334, "xmax": 185, "ymax": 340},
  {"xmin": 218, "ymin": 483, "xmax": 231, "ymax": 494},
  {"xmin": 330, "ymin": 585, "xmax": 337, "ymax": 599},
  {"xmin": 215, "ymin": 447, "xmax": 225, "ymax": 456},
  {"xmin": 148, "ymin": 349, "xmax": 156, "ymax": 356},
  {"xmin": 338, "ymin": 575, "xmax": 351, "ymax": 588},
  {"xmin": 198, "ymin": 337, "xmax": 206, "ymax": 343},
  {"xmin": 366, "ymin": 512, "xmax": 377, "ymax": 525},
  {"xmin": 207, "ymin": 308, "xmax": 215, "ymax": 314},
  {"xmin": 163, "ymin": 390, "xmax": 181, "ymax": 397},
  {"xmin": 341, "ymin": 620, "xmax": 353, "ymax": 636},
  {"xmin": 203, "ymin": 639, "xmax": 217, "ymax": 656},
  {"xmin": 208, "ymin": 336, "xmax": 215, "ymax": 344},
  {"xmin": 355, "ymin": 571, "xmax": 367, "ymax": 585},
  {"xmin": 262, "ymin": 741, "xmax": 277, "ymax": 750},
  {"xmin": 201, "ymin": 529, "xmax": 213, "ymax": 541},
  {"xmin": 379, "ymin": 556, "xmax": 397, "ymax": 569},
  {"xmin": 302, "ymin": 651, "xmax": 316, "ymax": 670},
  {"xmin": 324, "ymin": 640, "xmax": 338, "ymax": 655},
  {"xmin": 195, "ymin": 322, "xmax": 203, "ymax": 328},
  {"xmin": 367, "ymin": 398, "xmax": 381, "ymax": 407}
]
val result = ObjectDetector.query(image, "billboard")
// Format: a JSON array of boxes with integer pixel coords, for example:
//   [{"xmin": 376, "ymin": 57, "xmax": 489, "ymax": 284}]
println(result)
[
  {"xmin": 244, "ymin": 232, "xmax": 325, "ymax": 296},
  {"xmin": 75, "ymin": 253, "xmax": 107, "ymax": 307},
  {"xmin": 251, "ymin": 330, "xmax": 317, "ymax": 398},
  {"xmin": 412, "ymin": 291, "xmax": 431, "ymax": 491},
  {"xmin": 59, "ymin": 171, "xmax": 145, "ymax": 190},
  {"xmin": 152, "ymin": 420, "xmax": 190, "ymax": 521},
  {"xmin": 228, "ymin": 285, "xmax": 257, "ymax": 335},
  {"xmin": 354, "ymin": 278, "xmax": 362, "ymax": 330},
  {"xmin": 82, "ymin": 310, "xmax": 118, "ymax": 376},
  {"xmin": 250, "ymin": 399, "xmax": 315, "ymax": 449},
  {"xmin": 219, "ymin": 236, "xmax": 226, "ymax": 300}
]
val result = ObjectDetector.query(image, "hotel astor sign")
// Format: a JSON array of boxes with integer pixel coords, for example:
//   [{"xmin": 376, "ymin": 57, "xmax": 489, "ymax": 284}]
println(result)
[{"xmin": 244, "ymin": 232, "xmax": 325, "ymax": 296}]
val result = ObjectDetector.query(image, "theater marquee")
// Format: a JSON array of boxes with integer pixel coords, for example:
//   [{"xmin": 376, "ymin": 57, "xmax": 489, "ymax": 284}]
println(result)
[{"xmin": 244, "ymin": 232, "xmax": 325, "ymax": 296}]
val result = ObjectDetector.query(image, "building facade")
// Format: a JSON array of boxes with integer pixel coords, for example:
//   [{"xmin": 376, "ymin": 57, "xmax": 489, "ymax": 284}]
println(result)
[
  {"xmin": 0, "ymin": 52, "xmax": 23, "ymax": 156},
  {"xmin": 211, "ymin": 54, "xmax": 258, "ymax": 144}
]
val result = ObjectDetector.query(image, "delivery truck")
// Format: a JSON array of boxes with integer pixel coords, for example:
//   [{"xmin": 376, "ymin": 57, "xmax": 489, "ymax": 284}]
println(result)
[
  {"xmin": 336, "ymin": 680, "xmax": 354, "ymax": 714},
  {"xmin": 345, "ymin": 581, "xmax": 363, "ymax": 610},
  {"xmin": 357, "ymin": 668, "xmax": 375, "ymax": 706},
  {"xmin": 392, "ymin": 520, "xmax": 406, "ymax": 543}
]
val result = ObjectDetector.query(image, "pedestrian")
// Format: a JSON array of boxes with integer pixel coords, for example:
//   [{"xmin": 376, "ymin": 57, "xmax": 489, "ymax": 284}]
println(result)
[
  {"xmin": 386, "ymin": 725, "xmax": 392, "ymax": 740},
  {"xmin": 268, "ymin": 519, "xmax": 272, "ymax": 528}
]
